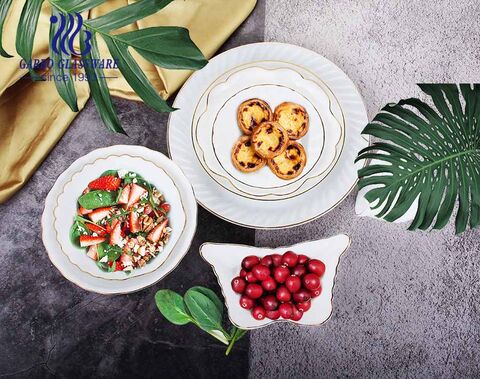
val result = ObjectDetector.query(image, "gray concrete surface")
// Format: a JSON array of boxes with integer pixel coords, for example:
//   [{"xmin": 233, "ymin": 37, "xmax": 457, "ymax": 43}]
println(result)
[{"xmin": 250, "ymin": 0, "xmax": 480, "ymax": 378}]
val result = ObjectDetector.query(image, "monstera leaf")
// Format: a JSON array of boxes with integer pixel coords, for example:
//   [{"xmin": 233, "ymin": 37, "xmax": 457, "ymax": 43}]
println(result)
[
  {"xmin": 356, "ymin": 84, "xmax": 480, "ymax": 234},
  {"xmin": 0, "ymin": 0, "xmax": 207, "ymax": 134}
]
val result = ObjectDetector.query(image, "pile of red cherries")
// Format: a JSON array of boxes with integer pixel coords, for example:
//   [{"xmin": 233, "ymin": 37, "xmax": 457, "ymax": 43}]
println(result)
[{"xmin": 231, "ymin": 251, "xmax": 325, "ymax": 321}]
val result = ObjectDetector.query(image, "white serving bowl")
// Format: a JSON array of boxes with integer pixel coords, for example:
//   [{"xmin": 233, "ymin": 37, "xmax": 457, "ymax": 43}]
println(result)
[{"xmin": 200, "ymin": 234, "xmax": 350, "ymax": 329}]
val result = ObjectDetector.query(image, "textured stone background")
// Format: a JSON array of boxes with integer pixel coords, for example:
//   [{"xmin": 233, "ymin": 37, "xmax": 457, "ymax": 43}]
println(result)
[{"xmin": 251, "ymin": 0, "xmax": 480, "ymax": 378}]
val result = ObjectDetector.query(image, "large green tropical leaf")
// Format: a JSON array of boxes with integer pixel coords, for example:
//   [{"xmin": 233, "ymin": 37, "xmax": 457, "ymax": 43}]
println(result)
[
  {"xmin": 115, "ymin": 27, "xmax": 207, "ymax": 70},
  {"xmin": 50, "ymin": 0, "xmax": 106, "ymax": 13},
  {"xmin": 356, "ymin": 84, "xmax": 480, "ymax": 234},
  {"xmin": 0, "ymin": 0, "xmax": 13, "ymax": 57}
]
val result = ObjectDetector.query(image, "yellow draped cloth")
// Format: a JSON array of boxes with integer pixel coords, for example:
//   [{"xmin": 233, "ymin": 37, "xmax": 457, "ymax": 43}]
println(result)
[{"xmin": 0, "ymin": 0, "xmax": 256, "ymax": 203}]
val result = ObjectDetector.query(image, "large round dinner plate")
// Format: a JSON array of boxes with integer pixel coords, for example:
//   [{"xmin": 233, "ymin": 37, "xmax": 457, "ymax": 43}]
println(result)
[{"xmin": 168, "ymin": 42, "xmax": 369, "ymax": 229}]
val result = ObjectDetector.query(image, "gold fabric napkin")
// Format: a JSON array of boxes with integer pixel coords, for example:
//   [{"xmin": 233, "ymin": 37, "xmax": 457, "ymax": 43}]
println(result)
[{"xmin": 0, "ymin": 0, "xmax": 257, "ymax": 203}]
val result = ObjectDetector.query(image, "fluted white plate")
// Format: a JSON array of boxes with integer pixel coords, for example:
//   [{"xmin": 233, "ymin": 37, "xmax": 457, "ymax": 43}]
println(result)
[{"xmin": 168, "ymin": 42, "xmax": 369, "ymax": 229}]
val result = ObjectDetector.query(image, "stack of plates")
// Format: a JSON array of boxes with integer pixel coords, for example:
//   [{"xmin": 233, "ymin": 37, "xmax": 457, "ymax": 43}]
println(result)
[{"xmin": 168, "ymin": 42, "xmax": 369, "ymax": 229}]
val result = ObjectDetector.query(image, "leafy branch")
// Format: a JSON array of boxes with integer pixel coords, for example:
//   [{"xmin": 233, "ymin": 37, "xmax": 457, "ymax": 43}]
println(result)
[{"xmin": 0, "ymin": 0, "xmax": 207, "ymax": 134}]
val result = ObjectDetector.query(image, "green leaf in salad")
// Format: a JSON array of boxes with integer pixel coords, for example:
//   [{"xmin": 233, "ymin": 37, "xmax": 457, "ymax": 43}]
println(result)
[
  {"xmin": 78, "ymin": 190, "xmax": 118, "ymax": 210},
  {"xmin": 100, "ymin": 169, "xmax": 119, "ymax": 177},
  {"xmin": 70, "ymin": 220, "xmax": 88, "ymax": 247},
  {"xmin": 155, "ymin": 290, "xmax": 192, "ymax": 325}
]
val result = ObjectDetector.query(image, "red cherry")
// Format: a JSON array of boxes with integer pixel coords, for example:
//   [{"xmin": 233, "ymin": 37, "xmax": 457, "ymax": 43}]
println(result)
[
  {"xmin": 262, "ymin": 295, "xmax": 279, "ymax": 311},
  {"xmin": 273, "ymin": 266, "xmax": 290, "ymax": 283},
  {"xmin": 276, "ymin": 285, "xmax": 292, "ymax": 302},
  {"xmin": 231, "ymin": 276, "xmax": 246, "ymax": 293},
  {"xmin": 252, "ymin": 264, "xmax": 270, "ymax": 281},
  {"xmin": 261, "ymin": 277, "xmax": 277, "ymax": 292},
  {"xmin": 260, "ymin": 255, "xmax": 273, "ymax": 267},
  {"xmin": 296, "ymin": 300, "xmax": 311, "ymax": 312},
  {"xmin": 282, "ymin": 251, "xmax": 298, "ymax": 267},
  {"xmin": 278, "ymin": 302, "xmax": 294, "ymax": 319},
  {"xmin": 292, "ymin": 265, "xmax": 307, "ymax": 277},
  {"xmin": 239, "ymin": 269, "xmax": 247, "ymax": 277},
  {"xmin": 240, "ymin": 295, "xmax": 255, "ymax": 309},
  {"xmin": 293, "ymin": 289, "xmax": 311, "ymax": 303},
  {"xmin": 310, "ymin": 285, "xmax": 322, "ymax": 298},
  {"xmin": 297, "ymin": 254, "xmax": 308, "ymax": 265},
  {"xmin": 307, "ymin": 259, "xmax": 326, "ymax": 277},
  {"xmin": 266, "ymin": 310, "xmax": 280, "ymax": 320},
  {"xmin": 252, "ymin": 306, "xmax": 266, "ymax": 320},
  {"xmin": 285, "ymin": 275, "xmax": 302, "ymax": 293},
  {"xmin": 245, "ymin": 283, "xmax": 263, "ymax": 299},
  {"xmin": 303, "ymin": 273, "xmax": 320, "ymax": 290},
  {"xmin": 245, "ymin": 271, "xmax": 258, "ymax": 283},
  {"xmin": 242, "ymin": 255, "xmax": 260, "ymax": 270},
  {"xmin": 291, "ymin": 306, "xmax": 304, "ymax": 321},
  {"xmin": 271, "ymin": 254, "xmax": 283, "ymax": 267}
]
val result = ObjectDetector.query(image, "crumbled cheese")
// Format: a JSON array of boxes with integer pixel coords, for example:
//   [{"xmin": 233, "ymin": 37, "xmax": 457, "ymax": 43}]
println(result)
[
  {"xmin": 165, "ymin": 227, "xmax": 172, "ymax": 233},
  {"xmin": 132, "ymin": 178, "xmax": 138, "ymax": 184},
  {"xmin": 123, "ymin": 266, "xmax": 133, "ymax": 272},
  {"xmin": 99, "ymin": 256, "xmax": 108, "ymax": 263},
  {"xmin": 117, "ymin": 239, "xmax": 126, "ymax": 248},
  {"xmin": 137, "ymin": 207, "xmax": 144, "ymax": 213},
  {"xmin": 117, "ymin": 169, "xmax": 128, "ymax": 178},
  {"xmin": 92, "ymin": 233, "xmax": 98, "ymax": 237}
]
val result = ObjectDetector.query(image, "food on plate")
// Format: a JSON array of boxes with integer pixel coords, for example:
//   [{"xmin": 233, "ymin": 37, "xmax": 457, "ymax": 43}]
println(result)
[
  {"xmin": 268, "ymin": 141, "xmax": 307, "ymax": 180},
  {"xmin": 251, "ymin": 121, "xmax": 289, "ymax": 159},
  {"xmin": 70, "ymin": 170, "xmax": 172, "ymax": 273},
  {"xmin": 231, "ymin": 250, "xmax": 325, "ymax": 321},
  {"xmin": 274, "ymin": 102, "xmax": 309, "ymax": 140},
  {"xmin": 237, "ymin": 98, "xmax": 273, "ymax": 135},
  {"xmin": 231, "ymin": 135, "xmax": 266, "ymax": 173}
]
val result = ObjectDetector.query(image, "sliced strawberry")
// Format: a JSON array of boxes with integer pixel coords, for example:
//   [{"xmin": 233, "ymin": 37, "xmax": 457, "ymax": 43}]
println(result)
[
  {"xmin": 161, "ymin": 203, "xmax": 171, "ymax": 213},
  {"xmin": 105, "ymin": 222, "xmax": 112, "ymax": 234},
  {"xmin": 117, "ymin": 184, "xmax": 131, "ymax": 205},
  {"xmin": 88, "ymin": 175, "xmax": 122, "ymax": 191},
  {"xmin": 88, "ymin": 207, "xmax": 112, "ymax": 223},
  {"xmin": 80, "ymin": 235, "xmax": 106, "ymax": 247},
  {"xmin": 78, "ymin": 206, "xmax": 92, "ymax": 215},
  {"xmin": 120, "ymin": 253, "xmax": 132, "ymax": 267},
  {"xmin": 85, "ymin": 223, "xmax": 107, "ymax": 236},
  {"xmin": 144, "ymin": 204, "xmax": 153, "ymax": 215},
  {"xmin": 115, "ymin": 261, "xmax": 123, "ymax": 271},
  {"xmin": 129, "ymin": 211, "xmax": 141, "ymax": 233},
  {"xmin": 87, "ymin": 245, "xmax": 98, "ymax": 260},
  {"xmin": 109, "ymin": 221, "xmax": 122, "ymax": 246},
  {"xmin": 147, "ymin": 219, "xmax": 168, "ymax": 243},
  {"xmin": 126, "ymin": 184, "xmax": 147, "ymax": 208},
  {"xmin": 82, "ymin": 188, "xmax": 90, "ymax": 195}
]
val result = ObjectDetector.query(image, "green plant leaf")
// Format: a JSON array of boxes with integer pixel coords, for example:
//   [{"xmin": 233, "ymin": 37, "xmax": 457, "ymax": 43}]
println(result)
[
  {"xmin": 0, "ymin": 0, "xmax": 13, "ymax": 57},
  {"xmin": 50, "ymin": 0, "xmax": 106, "ymax": 13},
  {"xmin": 183, "ymin": 288, "xmax": 223, "ymax": 332},
  {"xmin": 115, "ymin": 27, "xmax": 207, "ymax": 70},
  {"xmin": 86, "ymin": 0, "xmax": 173, "ymax": 33},
  {"xmin": 16, "ymin": 0, "xmax": 45, "ymax": 81},
  {"xmin": 356, "ymin": 84, "xmax": 480, "ymax": 234},
  {"xmin": 102, "ymin": 34, "xmax": 174, "ymax": 113},
  {"xmin": 78, "ymin": 190, "xmax": 118, "ymax": 209},
  {"xmin": 189, "ymin": 286, "xmax": 224, "ymax": 316},
  {"xmin": 155, "ymin": 290, "xmax": 192, "ymax": 325},
  {"xmin": 80, "ymin": 30, "xmax": 126, "ymax": 134},
  {"xmin": 49, "ymin": 8, "xmax": 78, "ymax": 112},
  {"xmin": 70, "ymin": 220, "xmax": 88, "ymax": 247}
]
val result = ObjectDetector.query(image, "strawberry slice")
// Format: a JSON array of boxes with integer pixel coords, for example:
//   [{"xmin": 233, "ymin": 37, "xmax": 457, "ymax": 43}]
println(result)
[
  {"xmin": 161, "ymin": 203, "xmax": 170, "ymax": 213},
  {"xmin": 88, "ymin": 207, "xmax": 112, "ymax": 223},
  {"xmin": 78, "ymin": 206, "xmax": 92, "ymax": 215},
  {"xmin": 117, "ymin": 184, "xmax": 131, "ymax": 205},
  {"xmin": 120, "ymin": 253, "xmax": 132, "ymax": 267},
  {"xmin": 144, "ymin": 204, "xmax": 153, "ymax": 215},
  {"xmin": 80, "ymin": 235, "xmax": 106, "ymax": 247},
  {"xmin": 129, "ymin": 211, "xmax": 141, "ymax": 233},
  {"xmin": 88, "ymin": 175, "xmax": 122, "ymax": 191},
  {"xmin": 87, "ymin": 245, "xmax": 98, "ymax": 260},
  {"xmin": 109, "ymin": 221, "xmax": 122, "ymax": 246},
  {"xmin": 147, "ymin": 219, "xmax": 168, "ymax": 243},
  {"xmin": 126, "ymin": 184, "xmax": 147, "ymax": 208},
  {"xmin": 85, "ymin": 223, "xmax": 107, "ymax": 236}
]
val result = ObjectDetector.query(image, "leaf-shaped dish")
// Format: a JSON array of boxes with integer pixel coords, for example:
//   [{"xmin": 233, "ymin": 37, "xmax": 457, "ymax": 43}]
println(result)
[{"xmin": 200, "ymin": 235, "xmax": 350, "ymax": 329}]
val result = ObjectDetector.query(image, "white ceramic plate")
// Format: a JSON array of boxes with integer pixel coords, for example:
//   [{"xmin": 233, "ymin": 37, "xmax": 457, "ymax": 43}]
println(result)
[
  {"xmin": 42, "ymin": 145, "xmax": 197, "ymax": 294},
  {"xmin": 200, "ymin": 235, "xmax": 351, "ymax": 329},
  {"xmin": 168, "ymin": 42, "xmax": 369, "ymax": 229},
  {"xmin": 195, "ymin": 67, "xmax": 342, "ymax": 199}
]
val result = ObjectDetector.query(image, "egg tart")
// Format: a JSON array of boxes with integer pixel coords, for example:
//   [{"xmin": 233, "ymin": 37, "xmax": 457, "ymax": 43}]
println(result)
[
  {"xmin": 237, "ymin": 98, "xmax": 273, "ymax": 135},
  {"xmin": 268, "ymin": 141, "xmax": 307, "ymax": 180},
  {"xmin": 251, "ymin": 121, "xmax": 289, "ymax": 159},
  {"xmin": 231, "ymin": 136, "xmax": 266, "ymax": 173},
  {"xmin": 274, "ymin": 102, "xmax": 309, "ymax": 140}
]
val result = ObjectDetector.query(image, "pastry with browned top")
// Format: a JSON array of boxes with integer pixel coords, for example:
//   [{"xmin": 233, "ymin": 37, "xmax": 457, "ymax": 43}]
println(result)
[
  {"xmin": 231, "ymin": 136, "xmax": 266, "ymax": 173},
  {"xmin": 268, "ymin": 141, "xmax": 307, "ymax": 180},
  {"xmin": 237, "ymin": 98, "xmax": 273, "ymax": 135},
  {"xmin": 251, "ymin": 121, "xmax": 289, "ymax": 159},
  {"xmin": 274, "ymin": 102, "xmax": 309, "ymax": 140}
]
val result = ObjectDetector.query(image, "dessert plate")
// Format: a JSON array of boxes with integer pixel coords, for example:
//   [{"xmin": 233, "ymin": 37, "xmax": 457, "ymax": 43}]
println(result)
[
  {"xmin": 200, "ymin": 234, "xmax": 351, "ymax": 329},
  {"xmin": 168, "ymin": 42, "xmax": 369, "ymax": 229},
  {"xmin": 195, "ymin": 67, "xmax": 343, "ymax": 199},
  {"xmin": 42, "ymin": 145, "xmax": 197, "ymax": 294}
]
